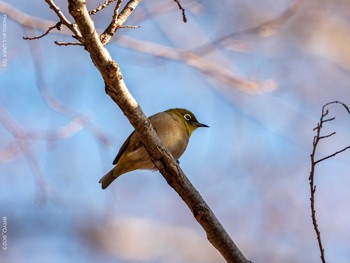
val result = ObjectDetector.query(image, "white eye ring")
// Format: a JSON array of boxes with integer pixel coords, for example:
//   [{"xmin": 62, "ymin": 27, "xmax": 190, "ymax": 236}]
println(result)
[{"xmin": 184, "ymin": 113, "xmax": 192, "ymax": 121}]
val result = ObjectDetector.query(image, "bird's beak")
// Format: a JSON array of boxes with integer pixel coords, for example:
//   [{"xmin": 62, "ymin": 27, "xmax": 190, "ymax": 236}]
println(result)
[{"xmin": 195, "ymin": 122, "xmax": 209, "ymax": 128}]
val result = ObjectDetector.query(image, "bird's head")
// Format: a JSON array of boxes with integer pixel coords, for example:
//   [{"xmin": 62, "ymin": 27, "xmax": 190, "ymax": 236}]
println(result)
[{"xmin": 166, "ymin": 108, "xmax": 209, "ymax": 136}]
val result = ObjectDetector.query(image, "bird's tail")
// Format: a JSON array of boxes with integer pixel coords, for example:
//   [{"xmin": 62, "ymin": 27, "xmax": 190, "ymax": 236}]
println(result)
[{"xmin": 99, "ymin": 168, "xmax": 118, "ymax": 189}]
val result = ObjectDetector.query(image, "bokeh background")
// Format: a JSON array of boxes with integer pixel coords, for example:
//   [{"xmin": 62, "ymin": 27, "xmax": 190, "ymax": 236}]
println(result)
[{"xmin": 1, "ymin": 0, "xmax": 350, "ymax": 262}]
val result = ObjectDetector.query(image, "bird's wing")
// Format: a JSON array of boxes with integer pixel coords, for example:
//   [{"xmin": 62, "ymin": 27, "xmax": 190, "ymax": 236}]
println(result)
[
  {"xmin": 112, "ymin": 112, "xmax": 166, "ymax": 165},
  {"xmin": 112, "ymin": 131, "xmax": 142, "ymax": 165}
]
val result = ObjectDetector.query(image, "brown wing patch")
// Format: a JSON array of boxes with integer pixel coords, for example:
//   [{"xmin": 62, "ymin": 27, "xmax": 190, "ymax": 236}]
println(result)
[{"xmin": 113, "ymin": 131, "xmax": 142, "ymax": 165}]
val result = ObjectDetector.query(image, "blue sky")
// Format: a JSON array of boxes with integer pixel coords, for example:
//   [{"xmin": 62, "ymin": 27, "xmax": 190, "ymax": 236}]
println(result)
[{"xmin": 1, "ymin": 0, "xmax": 350, "ymax": 262}]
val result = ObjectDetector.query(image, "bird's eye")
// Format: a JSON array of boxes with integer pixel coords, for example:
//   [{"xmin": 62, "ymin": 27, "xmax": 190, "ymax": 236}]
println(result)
[{"xmin": 184, "ymin": 113, "xmax": 192, "ymax": 121}]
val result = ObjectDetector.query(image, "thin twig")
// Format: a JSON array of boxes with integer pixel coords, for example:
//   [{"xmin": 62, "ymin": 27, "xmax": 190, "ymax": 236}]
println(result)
[
  {"xmin": 100, "ymin": 0, "xmax": 141, "ymax": 45},
  {"xmin": 309, "ymin": 100, "xmax": 350, "ymax": 263},
  {"xmin": 173, "ymin": 0, "xmax": 187, "ymax": 23},
  {"xmin": 309, "ymin": 120, "xmax": 327, "ymax": 263},
  {"xmin": 45, "ymin": 0, "xmax": 83, "ymax": 42},
  {"xmin": 54, "ymin": 41, "xmax": 83, "ymax": 46},
  {"xmin": 119, "ymin": 25, "xmax": 140, "ymax": 29},
  {"xmin": 315, "ymin": 145, "xmax": 350, "ymax": 165},
  {"xmin": 319, "ymin": 132, "xmax": 336, "ymax": 140},
  {"xmin": 89, "ymin": 0, "xmax": 117, "ymax": 15},
  {"xmin": 23, "ymin": 22, "xmax": 62, "ymax": 40}
]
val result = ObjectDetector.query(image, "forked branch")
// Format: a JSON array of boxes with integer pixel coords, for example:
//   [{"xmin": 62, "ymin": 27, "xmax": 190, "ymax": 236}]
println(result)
[{"xmin": 309, "ymin": 101, "xmax": 350, "ymax": 263}]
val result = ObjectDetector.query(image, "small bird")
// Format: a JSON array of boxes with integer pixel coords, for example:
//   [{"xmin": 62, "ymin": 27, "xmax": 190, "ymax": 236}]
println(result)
[{"xmin": 99, "ymin": 108, "xmax": 208, "ymax": 189}]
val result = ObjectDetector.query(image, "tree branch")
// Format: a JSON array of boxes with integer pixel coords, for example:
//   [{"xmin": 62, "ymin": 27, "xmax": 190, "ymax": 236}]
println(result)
[
  {"xmin": 100, "ymin": 0, "xmax": 140, "ymax": 45},
  {"xmin": 44, "ymin": 0, "xmax": 83, "ymax": 42},
  {"xmin": 89, "ymin": 0, "xmax": 118, "ymax": 15},
  {"xmin": 66, "ymin": 0, "xmax": 250, "ymax": 262},
  {"xmin": 194, "ymin": 0, "xmax": 305, "ymax": 55},
  {"xmin": 23, "ymin": 22, "xmax": 62, "ymax": 40},
  {"xmin": 173, "ymin": 0, "xmax": 187, "ymax": 23},
  {"xmin": 309, "ymin": 100, "xmax": 350, "ymax": 263},
  {"xmin": 2, "ymin": 2, "xmax": 264, "ymax": 94}
]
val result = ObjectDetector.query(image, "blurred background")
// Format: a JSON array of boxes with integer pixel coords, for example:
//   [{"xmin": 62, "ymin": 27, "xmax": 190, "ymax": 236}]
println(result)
[{"xmin": 1, "ymin": 0, "xmax": 350, "ymax": 262}]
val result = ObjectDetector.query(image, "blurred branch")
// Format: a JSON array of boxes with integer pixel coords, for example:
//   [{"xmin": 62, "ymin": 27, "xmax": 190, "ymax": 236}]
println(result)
[
  {"xmin": 2, "ymin": 1, "xmax": 265, "ymax": 94},
  {"xmin": 0, "ymin": 116, "xmax": 86, "ymax": 162},
  {"xmin": 24, "ymin": 27, "xmax": 112, "ymax": 147},
  {"xmin": 63, "ymin": 0, "xmax": 251, "ymax": 262},
  {"xmin": 0, "ymin": 1, "xmax": 59, "ymax": 31},
  {"xmin": 309, "ymin": 101, "xmax": 350, "ymax": 263},
  {"xmin": 195, "ymin": 0, "xmax": 306, "ymax": 55},
  {"xmin": 115, "ymin": 35, "xmax": 267, "ymax": 93},
  {"xmin": 0, "ymin": 106, "xmax": 51, "ymax": 203},
  {"xmin": 7, "ymin": 0, "xmax": 82, "ymax": 44}
]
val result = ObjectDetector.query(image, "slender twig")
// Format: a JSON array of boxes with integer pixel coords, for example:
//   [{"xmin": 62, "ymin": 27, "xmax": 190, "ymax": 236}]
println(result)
[
  {"xmin": 89, "ymin": 0, "xmax": 117, "ymax": 15},
  {"xmin": 44, "ymin": 0, "xmax": 83, "ymax": 42},
  {"xmin": 315, "ymin": 145, "xmax": 350, "ymax": 165},
  {"xmin": 173, "ymin": 0, "xmax": 187, "ymax": 23},
  {"xmin": 318, "ymin": 132, "xmax": 336, "ymax": 140},
  {"xmin": 23, "ymin": 22, "xmax": 62, "ymax": 40},
  {"xmin": 309, "ymin": 100, "xmax": 350, "ymax": 263},
  {"xmin": 100, "ymin": 0, "xmax": 141, "ymax": 45},
  {"xmin": 119, "ymin": 25, "xmax": 140, "ymax": 29},
  {"xmin": 54, "ymin": 41, "xmax": 83, "ymax": 46},
  {"xmin": 309, "ymin": 120, "xmax": 327, "ymax": 263}
]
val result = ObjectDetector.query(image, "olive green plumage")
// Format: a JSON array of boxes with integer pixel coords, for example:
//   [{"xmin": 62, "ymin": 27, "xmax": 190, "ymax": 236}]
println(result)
[{"xmin": 99, "ymin": 108, "xmax": 208, "ymax": 189}]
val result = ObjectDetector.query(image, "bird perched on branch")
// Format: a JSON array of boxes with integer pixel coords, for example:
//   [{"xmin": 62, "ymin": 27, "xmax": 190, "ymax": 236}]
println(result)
[{"xmin": 99, "ymin": 108, "xmax": 208, "ymax": 189}]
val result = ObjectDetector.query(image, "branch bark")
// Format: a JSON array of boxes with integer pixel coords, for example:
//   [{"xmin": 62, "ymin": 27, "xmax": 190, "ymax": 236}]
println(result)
[{"xmin": 65, "ymin": 1, "xmax": 250, "ymax": 262}]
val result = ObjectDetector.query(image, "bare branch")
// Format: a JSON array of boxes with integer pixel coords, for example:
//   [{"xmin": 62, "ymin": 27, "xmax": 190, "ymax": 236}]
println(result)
[
  {"xmin": 315, "ymin": 145, "xmax": 350, "ymax": 164},
  {"xmin": 194, "ymin": 0, "xmax": 306, "ymax": 55},
  {"xmin": 322, "ymin": 117, "xmax": 336, "ymax": 123},
  {"xmin": 100, "ymin": 0, "xmax": 141, "ymax": 45},
  {"xmin": 89, "ymin": 0, "xmax": 118, "ymax": 15},
  {"xmin": 322, "ymin": 100, "xmax": 350, "ymax": 115},
  {"xmin": 44, "ymin": 0, "xmax": 83, "ymax": 42},
  {"xmin": 173, "ymin": 0, "xmax": 187, "ymax": 23},
  {"xmin": 23, "ymin": 22, "xmax": 62, "ymax": 40},
  {"xmin": 309, "ymin": 100, "xmax": 350, "ymax": 263},
  {"xmin": 54, "ymin": 41, "xmax": 83, "ymax": 46},
  {"xmin": 319, "ymin": 132, "xmax": 336, "ymax": 140},
  {"xmin": 119, "ymin": 25, "xmax": 140, "ymax": 29}
]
